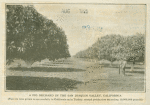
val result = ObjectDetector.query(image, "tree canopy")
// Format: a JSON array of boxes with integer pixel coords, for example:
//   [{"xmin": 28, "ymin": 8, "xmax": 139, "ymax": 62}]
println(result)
[
  {"xmin": 6, "ymin": 5, "xmax": 70, "ymax": 65},
  {"xmin": 74, "ymin": 33, "xmax": 145, "ymax": 63}
]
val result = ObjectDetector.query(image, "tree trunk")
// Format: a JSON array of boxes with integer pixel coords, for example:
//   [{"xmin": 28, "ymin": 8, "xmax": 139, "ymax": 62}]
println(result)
[
  {"xmin": 110, "ymin": 61, "xmax": 113, "ymax": 67},
  {"xmin": 119, "ymin": 64, "xmax": 120, "ymax": 74},
  {"xmin": 130, "ymin": 61, "xmax": 134, "ymax": 71},
  {"xmin": 25, "ymin": 60, "xmax": 35, "ymax": 68}
]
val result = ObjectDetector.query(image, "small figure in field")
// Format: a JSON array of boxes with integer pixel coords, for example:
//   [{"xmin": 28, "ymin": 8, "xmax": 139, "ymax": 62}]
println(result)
[{"xmin": 119, "ymin": 59, "xmax": 127, "ymax": 76}]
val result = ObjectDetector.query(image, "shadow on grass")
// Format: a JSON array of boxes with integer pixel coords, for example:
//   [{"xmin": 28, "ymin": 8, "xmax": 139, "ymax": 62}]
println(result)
[
  {"xmin": 41, "ymin": 62, "xmax": 73, "ymax": 65},
  {"xmin": 125, "ymin": 67, "xmax": 145, "ymax": 69},
  {"xmin": 6, "ymin": 76, "xmax": 83, "ymax": 91},
  {"xmin": 100, "ymin": 64, "xmax": 144, "ymax": 69},
  {"xmin": 125, "ymin": 74, "xmax": 133, "ymax": 76},
  {"xmin": 125, "ymin": 71, "xmax": 145, "ymax": 74},
  {"xmin": 8, "ymin": 67, "xmax": 86, "ymax": 72}
]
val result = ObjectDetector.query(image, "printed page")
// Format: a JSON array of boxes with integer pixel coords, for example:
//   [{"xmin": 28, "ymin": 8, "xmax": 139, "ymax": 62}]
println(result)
[{"xmin": 0, "ymin": 0, "xmax": 150, "ymax": 105}]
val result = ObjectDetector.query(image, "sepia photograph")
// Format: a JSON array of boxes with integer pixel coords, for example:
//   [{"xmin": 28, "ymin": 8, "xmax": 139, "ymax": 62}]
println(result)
[{"xmin": 6, "ymin": 4, "xmax": 146, "ymax": 91}]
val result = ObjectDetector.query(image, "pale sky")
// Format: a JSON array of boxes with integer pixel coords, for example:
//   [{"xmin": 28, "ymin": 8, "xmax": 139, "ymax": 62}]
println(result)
[{"xmin": 34, "ymin": 4, "xmax": 146, "ymax": 56}]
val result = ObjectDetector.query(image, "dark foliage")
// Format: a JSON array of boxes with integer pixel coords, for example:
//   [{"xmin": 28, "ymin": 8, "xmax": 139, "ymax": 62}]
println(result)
[{"xmin": 6, "ymin": 5, "xmax": 70, "ymax": 65}]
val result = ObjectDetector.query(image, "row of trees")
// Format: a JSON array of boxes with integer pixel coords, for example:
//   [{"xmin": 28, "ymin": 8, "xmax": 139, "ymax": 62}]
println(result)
[
  {"xmin": 6, "ymin": 5, "xmax": 70, "ymax": 67},
  {"xmin": 74, "ymin": 33, "xmax": 145, "ymax": 64}
]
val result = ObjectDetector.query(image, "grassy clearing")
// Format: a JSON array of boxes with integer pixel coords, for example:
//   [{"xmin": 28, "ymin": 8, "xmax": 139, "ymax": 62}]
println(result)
[
  {"xmin": 77, "ymin": 67, "xmax": 145, "ymax": 91},
  {"xmin": 6, "ymin": 58, "xmax": 145, "ymax": 91}
]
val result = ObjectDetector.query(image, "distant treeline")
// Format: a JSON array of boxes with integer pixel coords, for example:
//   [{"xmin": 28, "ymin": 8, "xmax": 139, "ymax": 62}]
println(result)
[
  {"xmin": 6, "ymin": 5, "xmax": 70, "ymax": 65},
  {"xmin": 74, "ymin": 33, "xmax": 145, "ymax": 63}
]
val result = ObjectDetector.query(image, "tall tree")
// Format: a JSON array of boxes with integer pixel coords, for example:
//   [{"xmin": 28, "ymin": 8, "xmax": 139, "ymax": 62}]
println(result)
[{"xmin": 6, "ymin": 5, "xmax": 70, "ymax": 67}]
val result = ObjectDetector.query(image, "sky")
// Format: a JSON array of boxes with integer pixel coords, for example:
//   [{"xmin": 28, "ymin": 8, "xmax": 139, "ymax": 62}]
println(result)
[{"xmin": 34, "ymin": 4, "xmax": 146, "ymax": 56}]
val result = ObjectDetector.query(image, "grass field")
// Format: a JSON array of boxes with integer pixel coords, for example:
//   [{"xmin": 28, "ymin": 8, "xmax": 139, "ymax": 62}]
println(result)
[
  {"xmin": 6, "ymin": 76, "xmax": 82, "ymax": 91},
  {"xmin": 6, "ymin": 57, "xmax": 145, "ymax": 91}
]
